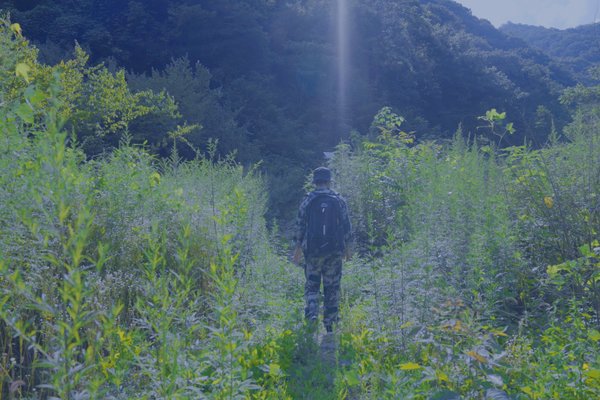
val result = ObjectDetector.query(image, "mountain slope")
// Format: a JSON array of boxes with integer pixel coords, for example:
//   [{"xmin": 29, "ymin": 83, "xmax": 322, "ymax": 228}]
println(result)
[
  {"xmin": 501, "ymin": 22, "xmax": 600, "ymax": 84},
  {"xmin": 4, "ymin": 0, "xmax": 575, "ymax": 144},
  {"xmin": 345, "ymin": 0, "xmax": 574, "ymax": 142}
]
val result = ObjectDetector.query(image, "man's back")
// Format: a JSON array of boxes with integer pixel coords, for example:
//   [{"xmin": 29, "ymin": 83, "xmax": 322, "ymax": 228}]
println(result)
[
  {"xmin": 295, "ymin": 187, "xmax": 351, "ymax": 257},
  {"xmin": 293, "ymin": 167, "xmax": 352, "ymax": 333}
]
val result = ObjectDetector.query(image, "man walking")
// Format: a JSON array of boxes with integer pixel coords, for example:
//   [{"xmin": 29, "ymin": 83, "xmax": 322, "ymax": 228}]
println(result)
[{"xmin": 293, "ymin": 167, "xmax": 352, "ymax": 333}]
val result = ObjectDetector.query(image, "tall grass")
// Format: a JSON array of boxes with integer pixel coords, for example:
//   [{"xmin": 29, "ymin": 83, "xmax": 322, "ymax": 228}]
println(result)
[
  {"xmin": 328, "ymin": 108, "xmax": 600, "ymax": 398},
  {"xmin": 0, "ymin": 71, "xmax": 293, "ymax": 398},
  {"xmin": 2, "ymin": 16, "xmax": 600, "ymax": 399}
]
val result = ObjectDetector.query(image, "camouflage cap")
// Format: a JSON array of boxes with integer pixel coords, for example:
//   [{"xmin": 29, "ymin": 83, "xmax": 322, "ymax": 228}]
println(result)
[{"xmin": 312, "ymin": 167, "xmax": 332, "ymax": 184}]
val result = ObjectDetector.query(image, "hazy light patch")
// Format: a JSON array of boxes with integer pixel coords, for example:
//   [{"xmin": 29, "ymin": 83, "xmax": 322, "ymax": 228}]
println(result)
[
  {"xmin": 336, "ymin": 0, "xmax": 350, "ymax": 140},
  {"xmin": 455, "ymin": 0, "xmax": 599, "ymax": 29}
]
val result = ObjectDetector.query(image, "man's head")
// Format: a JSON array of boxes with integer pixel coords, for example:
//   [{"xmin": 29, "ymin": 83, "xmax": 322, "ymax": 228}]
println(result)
[{"xmin": 312, "ymin": 167, "xmax": 331, "ymax": 188}]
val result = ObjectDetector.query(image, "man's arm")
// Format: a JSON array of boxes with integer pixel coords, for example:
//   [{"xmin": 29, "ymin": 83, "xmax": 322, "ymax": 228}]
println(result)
[{"xmin": 292, "ymin": 193, "xmax": 311, "ymax": 264}]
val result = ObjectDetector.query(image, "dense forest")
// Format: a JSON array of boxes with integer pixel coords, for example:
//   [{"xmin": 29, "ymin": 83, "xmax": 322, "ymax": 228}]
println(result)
[
  {"xmin": 0, "ymin": 0, "xmax": 581, "ymax": 214},
  {"xmin": 1, "ymin": 0, "xmax": 600, "ymax": 398},
  {"xmin": 501, "ymin": 22, "xmax": 600, "ymax": 84}
]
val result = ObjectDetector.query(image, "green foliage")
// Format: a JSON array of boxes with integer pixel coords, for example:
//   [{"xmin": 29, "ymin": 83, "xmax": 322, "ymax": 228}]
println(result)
[
  {"xmin": 0, "ymin": 19, "xmax": 38, "ymax": 102},
  {"xmin": 4, "ymin": 0, "xmax": 582, "ymax": 220},
  {"xmin": 53, "ymin": 46, "xmax": 180, "ymax": 155},
  {"xmin": 0, "ymin": 52, "xmax": 289, "ymax": 398},
  {"xmin": 326, "ymin": 105, "xmax": 600, "ymax": 398},
  {"xmin": 2, "ymin": 7, "xmax": 600, "ymax": 399},
  {"xmin": 0, "ymin": 70, "xmax": 121, "ymax": 397},
  {"xmin": 0, "ymin": 14, "xmax": 180, "ymax": 158},
  {"xmin": 478, "ymin": 108, "xmax": 516, "ymax": 145},
  {"xmin": 501, "ymin": 22, "xmax": 600, "ymax": 84},
  {"xmin": 7, "ymin": 0, "xmax": 577, "ymax": 171},
  {"xmin": 126, "ymin": 57, "xmax": 255, "ymax": 160}
]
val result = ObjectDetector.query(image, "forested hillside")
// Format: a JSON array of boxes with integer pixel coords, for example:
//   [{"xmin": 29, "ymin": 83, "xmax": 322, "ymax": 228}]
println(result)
[
  {"xmin": 501, "ymin": 22, "xmax": 600, "ymax": 84},
  {"xmin": 1, "ymin": 1, "xmax": 600, "ymax": 398},
  {"xmin": 1, "ymin": 0, "xmax": 579, "ymax": 215},
  {"xmin": 5, "ymin": 0, "xmax": 575, "ymax": 140}
]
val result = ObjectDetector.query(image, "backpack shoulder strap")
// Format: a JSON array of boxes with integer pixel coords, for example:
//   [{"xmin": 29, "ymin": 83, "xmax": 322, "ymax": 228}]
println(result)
[{"xmin": 304, "ymin": 191, "xmax": 343, "ymax": 216}]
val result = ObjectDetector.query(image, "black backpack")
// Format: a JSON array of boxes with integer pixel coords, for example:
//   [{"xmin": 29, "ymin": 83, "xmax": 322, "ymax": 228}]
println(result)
[{"xmin": 305, "ymin": 193, "xmax": 345, "ymax": 256}]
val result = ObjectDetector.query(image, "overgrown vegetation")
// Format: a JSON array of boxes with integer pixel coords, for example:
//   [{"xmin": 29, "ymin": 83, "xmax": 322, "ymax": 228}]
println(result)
[
  {"xmin": 0, "ymin": 19, "xmax": 296, "ymax": 398},
  {"xmin": 1, "ymin": 14, "xmax": 600, "ymax": 400},
  {"xmin": 501, "ymin": 22, "xmax": 600, "ymax": 84},
  {"xmin": 328, "ymin": 100, "xmax": 600, "ymax": 398},
  {"xmin": 2, "ymin": 0, "xmax": 580, "ymax": 217}
]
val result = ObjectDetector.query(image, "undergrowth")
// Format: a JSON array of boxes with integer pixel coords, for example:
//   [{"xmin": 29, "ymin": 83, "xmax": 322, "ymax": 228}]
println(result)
[{"xmin": 1, "ymin": 17, "xmax": 600, "ymax": 400}]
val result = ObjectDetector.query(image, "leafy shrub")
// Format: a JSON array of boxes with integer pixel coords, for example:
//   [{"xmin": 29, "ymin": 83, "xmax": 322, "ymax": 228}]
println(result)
[
  {"xmin": 328, "ymin": 106, "xmax": 600, "ymax": 398},
  {"xmin": 0, "ymin": 18, "xmax": 290, "ymax": 397}
]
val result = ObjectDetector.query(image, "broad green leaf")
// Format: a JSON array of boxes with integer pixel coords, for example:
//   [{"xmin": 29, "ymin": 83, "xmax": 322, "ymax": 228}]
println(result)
[
  {"xmin": 585, "ymin": 369, "xmax": 600, "ymax": 380},
  {"xmin": 399, "ymin": 362, "xmax": 421, "ymax": 370},
  {"xmin": 10, "ymin": 23, "xmax": 22, "ymax": 36},
  {"xmin": 522, "ymin": 386, "xmax": 534, "ymax": 396},
  {"xmin": 269, "ymin": 363, "xmax": 280, "ymax": 376},
  {"xmin": 546, "ymin": 264, "xmax": 560, "ymax": 277},
  {"xmin": 345, "ymin": 370, "xmax": 360, "ymax": 386},
  {"xmin": 467, "ymin": 350, "xmax": 488, "ymax": 363},
  {"xmin": 149, "ymin": 172, "xmax": 161, "ymax": 187},
  {"xmin": 491, "ymin": 329, "xmax": 508, "ymax": 337},
  {"xmin": 15, "ymin": 63, "xmax": 32, "ymax": 83},
  {"xmin": 484, "ymin": 108, "xmax": 506, "ymax": 122},
  {"xmin": 547, "ymin": 261, "xmax": 574, "ymax": 278},
  {"xmin": 436, "ymin": 371, "xmax": 449, "ymax": 383},
  {"xmin": 579, "ymin": 243, "xmax": 593, "ymax": 257},
  {"xmin": 589, "ymin": 330, "xmax": 600, "ymax": 342}
]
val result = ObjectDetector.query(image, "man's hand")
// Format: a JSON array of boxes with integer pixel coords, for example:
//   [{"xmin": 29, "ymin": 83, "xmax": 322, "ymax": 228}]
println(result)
[{"xmin": 292, "ymin": 245, "xmax": 303, "ymax": 265}]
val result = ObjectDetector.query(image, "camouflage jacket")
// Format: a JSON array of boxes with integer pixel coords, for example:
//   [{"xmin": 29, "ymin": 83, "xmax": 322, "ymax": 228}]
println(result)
[{"xmin": 294, "ymin": 188, "xmax": 352, "ymax": 252}]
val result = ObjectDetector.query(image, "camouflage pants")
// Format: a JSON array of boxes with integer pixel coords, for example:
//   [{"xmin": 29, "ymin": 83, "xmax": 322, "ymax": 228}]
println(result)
[{"xmin": 304, "ymin": 253, "xmax": 342, "ymax": 329}]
